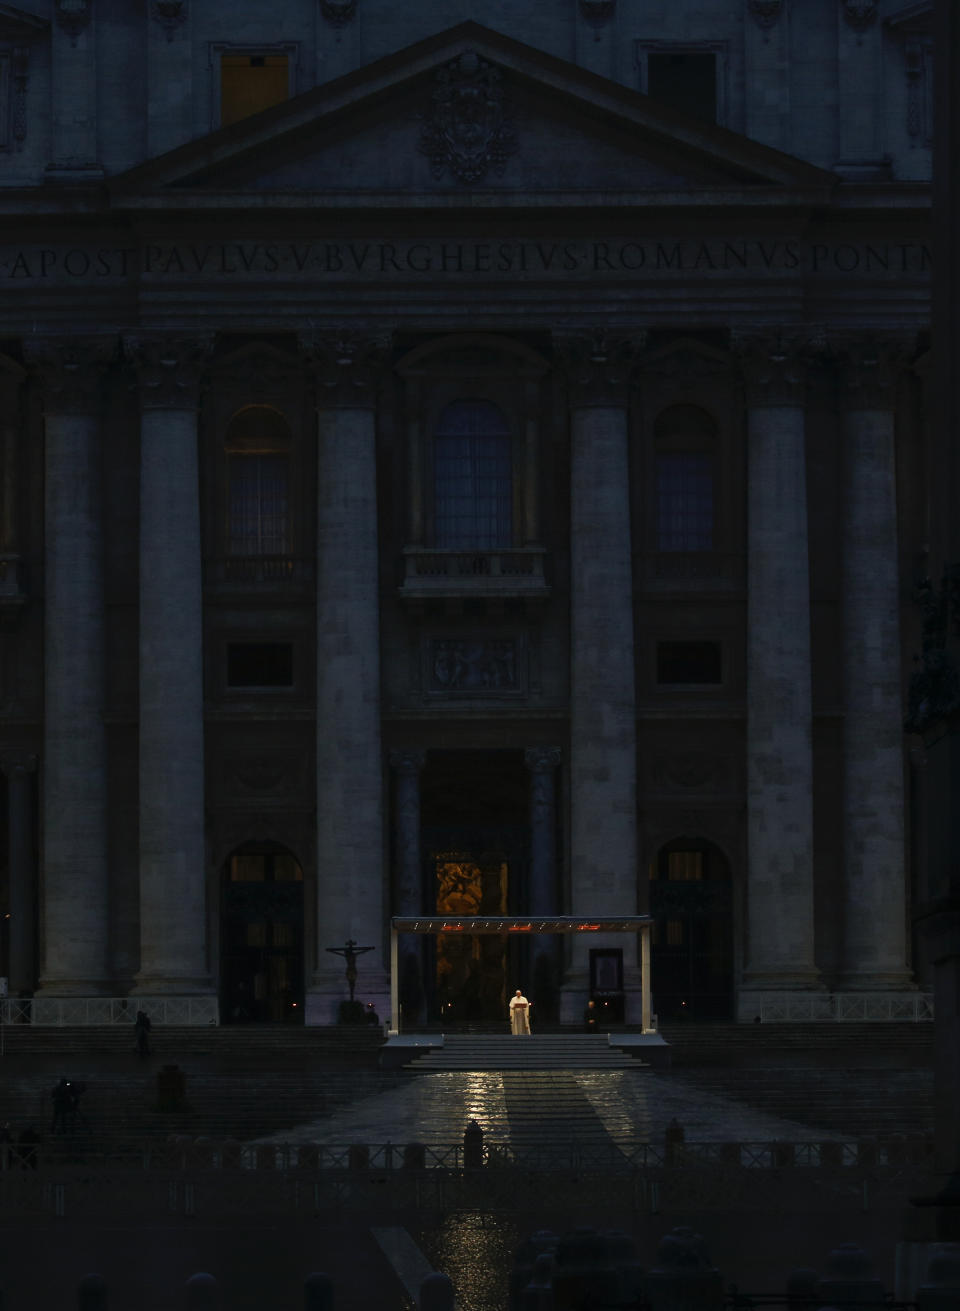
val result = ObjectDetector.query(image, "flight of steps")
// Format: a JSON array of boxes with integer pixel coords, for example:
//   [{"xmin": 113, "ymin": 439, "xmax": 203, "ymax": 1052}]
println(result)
[
  {"xmin": 657, "ymin": 1022, "xmax": 934, "ymax": 1068},
  {"xmin": 404, "ymin": 1034, "xmax": 644, "ymax": 1071}
]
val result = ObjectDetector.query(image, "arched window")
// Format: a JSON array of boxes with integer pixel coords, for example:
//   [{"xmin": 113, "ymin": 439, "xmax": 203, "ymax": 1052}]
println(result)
[
  {"xmin": 654, "ymin": 405, "xmax": 716, "ymax": 553},
  {"xmin": 224, "ymin": 406, "xmax": 291, "ymax": 558},
  {"xmin": 433, "ymin": 400, "xmax": 512, "ymax": 549}
]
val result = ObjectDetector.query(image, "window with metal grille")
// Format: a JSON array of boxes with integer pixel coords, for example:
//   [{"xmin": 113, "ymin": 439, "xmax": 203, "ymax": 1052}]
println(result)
[
  {"xmin": 656, "ymin": 452, "xmax": 715, "ymax": 551},
  {"xmin": 656, "ymin": 641, "xmax": 722, "ymax": 685},
  {"xmin": 433, "ymin": 400, "xmax": 513, "ymax": 549},
  {"xmin": 227, "ymin": 642, "xmax": 293, "ymax": 688},
  {"xmin": 228, "ymin": 454, "xmax": 289, "ymax": 556}
]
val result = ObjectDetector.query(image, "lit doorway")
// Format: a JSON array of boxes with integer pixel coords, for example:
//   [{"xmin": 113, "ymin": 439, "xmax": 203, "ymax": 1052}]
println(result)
[
  {"xmin": 649, "ymin": 838, "xmax": 734, "ymax": 1021},
  {"xmin": 220, "ymin": 845, "xmax": 304, "ymax": 1023},
  {"xmin": 434, "ymin": 849, "xmax": 510, "ymax": 1023}
]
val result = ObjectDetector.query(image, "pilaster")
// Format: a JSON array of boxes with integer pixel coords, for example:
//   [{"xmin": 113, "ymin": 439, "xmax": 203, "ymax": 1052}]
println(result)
[
  {"xmin": 302, "ymin": 333, "xmax": 390, "ymax": 1023},
  {"xmin": 837, "ymin": 338, "xmax": 914, "ymax": 990},
  {"xmin": 558, "ymin": 335, "xmax": 641, "ymax": 1023},
  {"xmin": 390, "ymin": 748, "xmax": 426, "ymax": 1024},
  {"xmin": 147, "ymin": 0, "xmax": 193, "ymax": 158},
  {"xmin": 48, "ymin": 0, "xmax": 101, "ymax": 176},
  {"xmin": 26, "ymin": 336, "xmax": 113, "ymax": 994},
  {"xmin": 735, "ymin": 332, "xmax": 821, "ymax": 1008},
  {"xmin": 126, "ymin": 334, "xmax": 214, "ymax": 996}
]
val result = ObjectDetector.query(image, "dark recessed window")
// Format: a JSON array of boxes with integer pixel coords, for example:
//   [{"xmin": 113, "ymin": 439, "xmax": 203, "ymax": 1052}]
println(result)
[
  {"xmin": 434, "ymin": 399, "xmax": 513, "ymax": 549},
  {"xmin": 656, "ymin": 453, "xmax": 714, "ymax": 551},
  {"xmin": 657, "ymin": 641, "xmax": 722, "ymax": 685},
  {"xmin": 647, "ymin": 52, "xmax": 717, "ymax": 123},
  {"xmin": 227, "ymin": 642, "xmax": 294, "ymax": 688}
]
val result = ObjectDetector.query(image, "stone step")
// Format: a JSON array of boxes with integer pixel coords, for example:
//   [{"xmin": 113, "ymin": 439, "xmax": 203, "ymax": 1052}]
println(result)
[{"xmin": 404, "ymin": 1035, "xmax": 645, "ymax": 1072}]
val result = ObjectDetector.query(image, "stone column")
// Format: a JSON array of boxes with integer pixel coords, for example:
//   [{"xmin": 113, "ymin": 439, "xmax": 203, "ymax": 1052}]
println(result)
[
  {"xmin": 738, "ymin": 335, "xmax": 820, "ymax": 1010},
  {"xmin": 303, "ymin": 334, "xmax": 390, "ymax": 1024},
  {"xmin": 560, "ymin": 336, "xmax": 642, "ymax": 1024},
  {"xmin": 1, "ymin": 754, "xmax": 37, "ymax": 995},
  {"xmin": 126, "ymin": 335, "xmax": 214, "ymax": 995},
  {"xmin": 390, "ymin": 748, "xmax": 426, "ymax": 1024},
  {"xmin": 26, "ymin": 338, "xmax": 113, "ymax": 994},
  {"xmin": 838, "ymin": 342, "xmax": 913, "ymax": 990},
  {"xmin": 526, "ymin": 746, "xmax": 561, "ymax": 1013}
]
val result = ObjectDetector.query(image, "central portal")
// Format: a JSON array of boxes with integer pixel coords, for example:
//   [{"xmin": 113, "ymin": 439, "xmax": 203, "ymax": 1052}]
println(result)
[{"xmin": 421, "ymin": 749, "xmax": 529, "ymax": 1025}]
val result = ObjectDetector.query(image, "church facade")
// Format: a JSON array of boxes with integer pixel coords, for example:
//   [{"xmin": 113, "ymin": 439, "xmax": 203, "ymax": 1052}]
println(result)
[{"xmin": 0, "ymin": 0, "xmax": 935, "ymax": 1025}]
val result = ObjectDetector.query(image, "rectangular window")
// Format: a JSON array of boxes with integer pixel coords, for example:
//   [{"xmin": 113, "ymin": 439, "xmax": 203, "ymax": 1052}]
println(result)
[
  {"xmin": 646, "ymin": 52, "xmax": 718, "ymax": 123},
  {"xmin": 220, "ymin": 54, "xmax": 289, "ymax": 128},
  {"xmin": 657, "ymin": 641, "xmax": 722, "ymax": 685},
  {"xmin": 656, "ymin": 453, "xmax": 714, "ymax": 552},
  {"xmin": 227, "ymin": 642, "xmax": 294, "ymax": 689},
  {"xmin": 228, "ymin": 454, "xmax": 289, "ymax": 557}
]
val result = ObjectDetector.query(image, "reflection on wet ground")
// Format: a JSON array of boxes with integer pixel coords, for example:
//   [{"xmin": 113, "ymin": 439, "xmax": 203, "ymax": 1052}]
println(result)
[{"xmin": 256, "ymin": 1069, "xmax": 850, "ymax": 1149}]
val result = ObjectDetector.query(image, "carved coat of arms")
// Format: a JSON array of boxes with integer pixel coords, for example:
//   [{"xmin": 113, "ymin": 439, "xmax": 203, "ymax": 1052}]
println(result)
[
  {"xmin": 419, "ymin": 51, "xmax": 517, "ymax": 185},
  {"xmin": 841, "ymin": 0, "xmax": 877, "ymax": 30}
]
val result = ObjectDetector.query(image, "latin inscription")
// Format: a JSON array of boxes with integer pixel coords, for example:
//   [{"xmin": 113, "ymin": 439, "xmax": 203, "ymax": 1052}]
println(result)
[{"xmin": 0, "ymin": 238, "xmax": 932, "ymax": 281}]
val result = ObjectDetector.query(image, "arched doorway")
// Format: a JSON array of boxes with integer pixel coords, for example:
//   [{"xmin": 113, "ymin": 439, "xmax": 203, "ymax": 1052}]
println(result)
[
  {"xmin": 649, "ymin": 838, "xmax": 734, "ymax": 1021},
  {"xmin": 220, "ymin": 844, "xmax": 304, "ymax": 1023}
]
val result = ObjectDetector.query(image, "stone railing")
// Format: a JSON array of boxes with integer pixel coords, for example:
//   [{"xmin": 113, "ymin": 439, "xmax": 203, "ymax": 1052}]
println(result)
[
  {"xmin": 399, "ymin": 545, "xmax": 550, "ymax": 598},
  {"xmin": 0, "ymin": 997, "xmax": 219, "ymax": 1026},
  {"xmin": 758, "ymin": 993, "xmax": 934, "ymax": 1022},
  {"xmin": 205, "ymin": 556, "xmax": 313, "ymax": 585}
]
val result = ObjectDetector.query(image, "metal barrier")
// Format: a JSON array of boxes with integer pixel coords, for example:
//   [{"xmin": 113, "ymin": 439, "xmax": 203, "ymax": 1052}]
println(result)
[
  {"xmin": 759, "ymin": 993, "xmax": 934, "ymax": 1022},
  {"xmin": 0, "ymin": 997, "xmax": 220, "ymax": 1026}
]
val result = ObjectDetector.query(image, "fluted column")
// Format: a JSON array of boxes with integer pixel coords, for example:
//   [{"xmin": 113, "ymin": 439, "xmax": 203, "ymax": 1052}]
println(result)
[
  {"xmin": 304, "ymin": 334, "xmax": 390, "ymax": 1023},
  {"xmin": 838, "ymin": 341, "xmax": 913, "ymax": 989},
  {"xmin": 26, "ymin": 338, "xmax": 112, "ymax": 994},
  {"xmin": 738, "ymin": 335, "xmax": 820, "ymax": 1006},
  {"xmin": 126, "ymin": 335, "xmax": 213, "ymax": 995},
  {"xmin": 526, "ymin": 746, "xmax": 561, "ymax": 1015},
  {"xmin": 1, "ymin": 753, "xmax": 37, "ymax": 995},
  {"xmin": 560, "ymin": 337, "xmax": 641, "ymax": 1024},
  {"xmin": 390, "ymin": 748, "xmax": 426, "ymax": 1023}
]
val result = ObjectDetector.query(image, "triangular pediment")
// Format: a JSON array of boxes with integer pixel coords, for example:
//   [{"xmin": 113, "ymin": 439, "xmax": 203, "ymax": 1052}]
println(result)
[{"xmin": 111, "ymin": 23, "xmax": 834, "ymax": 207}]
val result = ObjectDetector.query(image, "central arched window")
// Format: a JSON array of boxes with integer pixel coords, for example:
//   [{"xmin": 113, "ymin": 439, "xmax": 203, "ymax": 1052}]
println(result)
[
  {"xmin": 224, "ymin": 406, "xmax": 291, "ymax": 557},
  {"xmin": 654, "ymin": 405, "xmax": 716, "ymax": 553},
  {"xmin": 433, "ymin": 400, "xmax": 512, "ymax": 549}
]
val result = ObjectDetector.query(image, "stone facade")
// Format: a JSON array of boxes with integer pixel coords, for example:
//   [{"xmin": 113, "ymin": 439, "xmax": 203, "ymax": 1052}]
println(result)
[{"xmin": 0, "ymin": 1, "xmax": 933, "ymax": 1025}]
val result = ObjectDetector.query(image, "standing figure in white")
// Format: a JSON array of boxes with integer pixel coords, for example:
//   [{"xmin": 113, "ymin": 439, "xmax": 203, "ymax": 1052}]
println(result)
[{"xmin": 509, "ymin": 989, "xmax": 531, "ymax": 1035}]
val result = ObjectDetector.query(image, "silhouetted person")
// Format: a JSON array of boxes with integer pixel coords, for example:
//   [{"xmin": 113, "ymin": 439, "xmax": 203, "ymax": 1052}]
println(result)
[
  {"xmin": 134, "ymin": 1009, "xmax": 152, "ymax": 1056},
  {"xmin": 365, "ymin": 1002, "xmax": 380, "ymax": 1027},
  {"xmin": 18, "ymin": 1125, "xmax": 39, "ymax": 1169}
]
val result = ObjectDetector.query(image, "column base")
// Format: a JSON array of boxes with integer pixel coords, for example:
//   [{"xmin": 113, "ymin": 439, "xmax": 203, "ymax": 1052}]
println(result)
[
  {"xmin": 130, "ymin": 976, "xmax": 215, "ymax": 995},
  {"xmin": 34, "ymin": 980, "xmax": 114, "ymax": 996},
  {"xmin": 835, "ymin": 971, "xmax": 917, "ymax": 991}
]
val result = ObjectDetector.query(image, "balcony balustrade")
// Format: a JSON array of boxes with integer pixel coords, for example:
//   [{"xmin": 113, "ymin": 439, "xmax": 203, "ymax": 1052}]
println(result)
[
  {"xmin": 205, "ymin": 556, "xmax": 314, "ymax": 587},
  {"xmin": 400, "ymin": 545, "xmax": 550, "ymax": 600}
]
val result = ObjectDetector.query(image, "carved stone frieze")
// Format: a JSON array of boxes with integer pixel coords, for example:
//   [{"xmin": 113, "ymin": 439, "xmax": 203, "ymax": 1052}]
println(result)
[
  {"xmin": 25, "ymin": 337, "xmax": 115, "ymax": 414},
  {"xmin": 223, "ymin": 748, "xmax": 307, "ymax": 798},
  {"xmin": 653, "ymin": 753, "xmax": 727, "ymax": 790},
  {"xmin": 299, "ymin": 331, "xmax": 390, "ymax": 407},
  {"xmin": 209, "ymin": 348, "xmax": 299, "ymax": 401},
  {"xmin": 319, "ymin": 0, "xmax": 357, "ymax": 27},
  {"xmin": 124, "ymin": 335, "xmax": 214, "ymax": 410},
  {"xmin": 524, "ymin": 746, "xmax": 562, "ymax": 773},
  {"xmin": 426, "ymin": 637, "xmax": 524, "ymax": 696},
  {"xmin": 418, "ymin": 51, "xmax": 517, "ymax": 185},
  {"xmin": 834, "ymin": 337, "xmax": 908, "ymax": 410},
  {"xmin": 151, "ymin": 0, "xmax": 187, "ymax": 41},
  {"xmin": 556, "ymin": 333, "xmax": 646, "ymax": 407},
  {"xmin": 54, "ymin": 0, "xmax": 91, "ymax": 45},
  {"xmin": 841, "ymin": 0, "xmax": 878, "ymax": 33},
  {"xmin": 747, "ymin": 0, "xmax": 784, "ymax": 31},
  {"xmin": 641, "ymin": 340, "xmax": 732, "ymax": 384},
  {"xmin": 732, "ymin": 330, "xmax": 824, "ymax": 407}
]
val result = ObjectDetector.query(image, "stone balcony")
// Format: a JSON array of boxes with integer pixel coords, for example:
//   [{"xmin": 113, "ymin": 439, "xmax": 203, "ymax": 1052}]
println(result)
[
  {"xmin": 204, "ymin": 556, "xmax": 314, "ymax": 589},
  {"xmin": 399, "ymin": 545, "xmax": 551, "ymax": 605}
]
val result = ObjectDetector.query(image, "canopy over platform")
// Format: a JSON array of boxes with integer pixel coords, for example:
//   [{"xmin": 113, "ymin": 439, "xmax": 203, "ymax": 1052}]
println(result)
[{"xmin": 388, "ymin": 915, "xmax": 654, "ymax": 1034}]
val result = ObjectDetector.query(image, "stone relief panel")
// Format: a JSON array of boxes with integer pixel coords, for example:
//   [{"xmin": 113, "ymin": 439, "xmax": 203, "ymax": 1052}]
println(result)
[
  {"xmin": 423, "ymin": 635, "xmax": 527, "ymax": 698},
  {"xmin": 218, "ymin": 748, "xmax": 310, "ymax": 801},
  {"xmin": 651, "ymin": 752, "xmax": 735, "ymax": 792}
]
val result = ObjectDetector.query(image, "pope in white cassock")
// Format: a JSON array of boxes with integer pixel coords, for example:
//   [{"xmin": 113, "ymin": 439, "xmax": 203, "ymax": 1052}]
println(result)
[{"xmin": 509, "ymin": 989, "xmax": 531, "ymax": 1035}]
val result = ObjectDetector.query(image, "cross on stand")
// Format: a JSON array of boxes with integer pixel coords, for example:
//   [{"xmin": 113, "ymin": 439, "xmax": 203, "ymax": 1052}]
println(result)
[{"xmin": 325, "ymin": 938, "xmax": 375, "ymax": 1003}]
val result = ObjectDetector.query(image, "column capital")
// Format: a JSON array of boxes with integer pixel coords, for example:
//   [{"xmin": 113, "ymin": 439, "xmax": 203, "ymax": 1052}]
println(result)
[
  {"xmin": 299, "ymin": 330, "xmax": 391, "ymax": 408},
  {"xmin": 389, "ymin": 748, "xmax": 427, "ymax": 774},
  {"xmin": 732, "ymin": 330, "xmax": 822, "ymax": 407},
  {"xmin": 25, "ymin": 337, "xmax": 115, "ymax": 414},
  {"xmin": 0, "ymin": 751, "xmax": 37, "ymax": 779},
  {"xmin": 555, "ymin": 333, "xmax": 646, "ymax": 408},
  {"xmin": 124, "ymin": 334, "xmax": 214, "ymax": 410},
  {"xmin": 524, "ymin": 746, "xmax": 562, "ymax": 772},
  {"xmin": 833, "ymin": 337, "xmax": 908, "ymax": 411}
]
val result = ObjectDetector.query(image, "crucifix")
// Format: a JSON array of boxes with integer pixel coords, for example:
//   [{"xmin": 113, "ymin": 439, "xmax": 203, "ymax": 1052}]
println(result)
[{"xmin": 325, "ymin": 938, "xmax": 375, "ymax": 1002}]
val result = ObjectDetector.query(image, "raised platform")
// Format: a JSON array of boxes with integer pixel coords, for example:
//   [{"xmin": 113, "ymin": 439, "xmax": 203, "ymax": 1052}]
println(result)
[{"xmin": 380, "ymin": 1032, "xmax": 671, "ymax": 1071}]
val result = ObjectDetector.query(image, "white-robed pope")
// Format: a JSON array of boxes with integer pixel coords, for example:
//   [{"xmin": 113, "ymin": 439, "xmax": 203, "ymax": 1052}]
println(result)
[{"xmin": 509, "ymin": 989, "xmax": 531, "ymax": 1035}]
